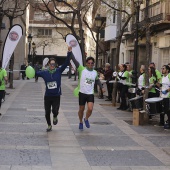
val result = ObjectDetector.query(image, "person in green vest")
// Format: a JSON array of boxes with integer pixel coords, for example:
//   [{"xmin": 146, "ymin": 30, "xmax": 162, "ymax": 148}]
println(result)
[
  {"xmin": 148, "ymin": 67, "xmax": 158, "ymax": 98},
  {"xmin": 117, "ymin": 64, "xmax": 129, "ymax": 110},
  {"xmin": 0, "ymin": 60, "xmax": 8, "ymax": 115},
  {"xmin": 149, "ymin": 62, "xmax": 161, "ymax": 96}
]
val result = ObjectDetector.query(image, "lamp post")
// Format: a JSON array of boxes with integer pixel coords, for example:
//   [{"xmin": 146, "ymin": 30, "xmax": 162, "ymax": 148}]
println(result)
[
  {"xmin": 43, "ymin": 41, "xmax": 48, "ymax": 55},
  {"xmin": 32, "ymin": 42, "xmax": 36, "ymax": 66},
  {"xmin": 95, "ymin": 14, "xmax": 102, "ymax": 69},
  {"xmin": 27, "ymin": 34, "xmax": 32, "ymax": 65},
  {"xmin": 133, "ymin": 0, "xmax": 143, "ymax": 84},
  {"xmin": 94, "ymin": 14, "xmax": 103, "ymax": 93}
]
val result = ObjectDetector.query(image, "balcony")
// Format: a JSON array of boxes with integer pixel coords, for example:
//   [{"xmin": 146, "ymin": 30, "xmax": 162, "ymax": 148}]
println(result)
[
  {"xmin": 144, "ymin": 1, "xmax": 170, "ymax": 22},
  {"xmin": 132, "ymin": 1, "xmax": 170, "ymax": 32}
]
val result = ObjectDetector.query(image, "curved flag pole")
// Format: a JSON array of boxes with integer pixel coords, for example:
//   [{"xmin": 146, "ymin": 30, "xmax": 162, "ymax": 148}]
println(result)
[
  {"xmin": 2, "ymin": 24, "xmax": 23, "ymax": 69},
  {"xmin": 65, "ymin": 34, "xmax": 83, "ymax": 97}
]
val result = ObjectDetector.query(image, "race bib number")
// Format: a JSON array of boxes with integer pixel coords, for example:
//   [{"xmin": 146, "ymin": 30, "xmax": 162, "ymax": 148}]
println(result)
[
  {"xmin": 47, "ymin": 81, "xmax": 57, "ymax": 89},
  {"xmin": 85, "ymin": 78, "xmax": 93, "ymax": 86}
]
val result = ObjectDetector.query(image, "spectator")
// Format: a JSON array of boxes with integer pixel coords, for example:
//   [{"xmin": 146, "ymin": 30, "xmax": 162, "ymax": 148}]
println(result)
[
  {"xmin": 126, "ymin": 63, "xmax": 136, "ymax": 110},
  {"xmin": 34, "ymin": 62, "xmax": 41, "ymax": 82},
  {"xmin": 137, "ymin": 65, "xmax": 145, "ymax": 96},
  {"xmin": 0, "ymin": 60, "xmax": 8, "ymax": 115},
  {"xmin": 20, "ymin": 62, "xmax": 26, "ymax": 80},
  {"xmin": 149, "ymin": 62, "xmax": 161, "ymax": 96},
  {"xmin": 159, "ymin": 65, "xmax": 170, "ymax": 129},
  {"xmin": 117, "ymin": 64, "xmax": 129, "ymax": 110},
  {"xmin": 97, "ymin": 68, "xmax": 104, "ymax": 99},
  {"xmin": 104, "ymin": 63, "xmax": 113, "ymax": 101}
]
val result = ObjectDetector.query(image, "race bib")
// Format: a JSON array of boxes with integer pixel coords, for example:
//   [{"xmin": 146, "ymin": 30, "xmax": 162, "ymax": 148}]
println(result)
[
  {"xmin": 47, "ymin": 81, "xmax": 57, "ymax": 89},
  {"xmin": 85, "ymin": 78, "xmax": 93, "ymax": 86}
]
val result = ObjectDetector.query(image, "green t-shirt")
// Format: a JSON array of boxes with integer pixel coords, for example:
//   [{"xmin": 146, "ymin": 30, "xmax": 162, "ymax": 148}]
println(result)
[
  {"xmin": 149, "ymin": 76, "xmax": 156, "ymax": 93},
  {"xmin": 156, "ymin": 69, "xmax": 161, "ymax": 82},
  {"xmin": 128, "ymin": 70, "xmax": 132, "ymax": 86},
  {"xmin": 0, "ymin": 69, "xmax": 7, "ymax": 90}
]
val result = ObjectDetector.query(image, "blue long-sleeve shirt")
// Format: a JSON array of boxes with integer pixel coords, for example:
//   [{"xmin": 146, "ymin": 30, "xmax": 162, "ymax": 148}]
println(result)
[{"xmin": 36, "ymin": 52, "xmax": 71, "ymax": 96}]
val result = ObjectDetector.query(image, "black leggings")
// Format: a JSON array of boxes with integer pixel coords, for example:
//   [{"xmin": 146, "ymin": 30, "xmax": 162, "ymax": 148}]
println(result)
[
  {"xmin": 107, "ymin": 83, "xmax": 113, "ymax": 99},
  {"xmin": 120, "ymin": 85, "xmax": 128, "ymax": 108},
  {"xmin": 0, "ymin": 90, "xmax": 5, "ymax": 109},
  {"xmin": 163, "ymin": 98, "xmax": 170, "ymax": 124},
  {"xmin": 44, "ymin": 96, "xmax": 60, "ymax": 126}
]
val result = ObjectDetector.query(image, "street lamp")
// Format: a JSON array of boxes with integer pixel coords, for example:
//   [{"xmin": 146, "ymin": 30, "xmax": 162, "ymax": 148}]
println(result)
[
  {"xmin": 27, "ymin": 34, "xmax": 32, "ymax": 64},
  {"xmin": 133, "ymin": 0, "xmax": 143, "ymax": 84},
  {"xmin": 43, "ymin": 40, "xmax": 48, "ymax": 55},
  {"xmin": 95, "ymin": 14, "xmax": 102, "ymax": 69},
  {"xmin": 32, "ymin": 42, "xmax": 36, "ymax": 66},
  {"xmin": 94, "ymin": 14, "xmax": 103, "ymax": 93}
]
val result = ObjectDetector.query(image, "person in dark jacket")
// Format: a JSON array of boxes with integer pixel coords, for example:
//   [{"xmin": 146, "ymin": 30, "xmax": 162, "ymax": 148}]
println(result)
[
  {"xmin": 104, "ymin": 63, "xmax": 113, "ymax": 101},
  {"xmin": 20, "ymin": 62, "xmax": 26, "ymax": 80},
  {"xmin": 34, "ymin": 62, "xmax": 41, "ymax": 82},
  {"xmin": 35, "ymin": 46, "xmax": 72, "ymax": 132}
]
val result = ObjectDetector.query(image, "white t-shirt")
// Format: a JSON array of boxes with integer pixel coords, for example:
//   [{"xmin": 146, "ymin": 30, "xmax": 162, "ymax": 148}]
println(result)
[
  {"xmin": 161, "ymin": 74, "xmax": 170, "ymax": 98},
  {"xmin": 138, "ymin": 73, "xmax": 145, "ymax": 90},
  {"xmin": 78, "ymin": 65, "xmax": 98, "ymax": 94}
]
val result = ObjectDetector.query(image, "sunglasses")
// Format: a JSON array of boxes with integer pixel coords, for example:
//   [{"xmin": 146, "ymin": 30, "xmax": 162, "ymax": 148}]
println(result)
[
  {"xmin": 50, "ymin": 63, "xmax": 56, "ymax": 66},
  {"xmin": 87, "ymin": 62, "xmax": 94, "ymax": 65}
]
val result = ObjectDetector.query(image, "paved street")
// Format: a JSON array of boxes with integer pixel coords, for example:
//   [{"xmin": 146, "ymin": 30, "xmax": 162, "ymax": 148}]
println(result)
[{"xmin": 0, "ymin": 76, "xmax": 170, "ymax": 170}]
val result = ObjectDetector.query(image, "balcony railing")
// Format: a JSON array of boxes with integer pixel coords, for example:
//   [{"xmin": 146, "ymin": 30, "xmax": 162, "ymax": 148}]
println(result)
[
  {"xmin": 140, "ymin": 1, "xmax": 170, "ymax": 22},
  {"xmin": 131, "ymin": 1, "xmax": 170, "ymax": 30}
]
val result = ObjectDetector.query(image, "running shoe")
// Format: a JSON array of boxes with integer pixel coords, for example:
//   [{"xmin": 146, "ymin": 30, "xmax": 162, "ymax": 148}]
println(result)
[
  {"xmin": 46, "ymin": 125, "xmax": 52, "ymax": 132},
  {"xmin": 84, "ymin": 118, "xmax": 90, "ymax": 128},
  {"xmin": 53, "ymin": 116, "xmax": 58, "ymax": 125},
  {"xmin": 79, "ymin": 123, "xmax": 83, "ymax": 130}
]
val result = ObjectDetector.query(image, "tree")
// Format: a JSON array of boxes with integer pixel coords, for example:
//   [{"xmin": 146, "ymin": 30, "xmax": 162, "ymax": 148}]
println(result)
[{"xmin": 29, "ymin": 0, "xmax": 99, "ymax": 64}]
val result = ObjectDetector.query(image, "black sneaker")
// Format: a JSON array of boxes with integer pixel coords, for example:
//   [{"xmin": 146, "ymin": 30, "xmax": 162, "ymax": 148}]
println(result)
[
  {"xmin": 0, "ymin": 113, "xmax": 1, "ymax": 116},
  {"xmin": 46, "ymin": 125, "xmax": 52, "ymax": 132},
  {"xmin": 117, "ymin": 107, "xmax": 123, "ymax": 110},
  {"xmin": 53, "ymin": 117, "xmax": 58, "ymax": 125},
  {"xmin": 164, "ymin": 124, "xmax": 170, "ymax": 130}
]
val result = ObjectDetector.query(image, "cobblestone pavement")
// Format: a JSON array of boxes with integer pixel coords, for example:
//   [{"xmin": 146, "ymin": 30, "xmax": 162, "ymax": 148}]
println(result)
[{"xmin": 0, "ymin": 77, "xmax": 170, "ymax": 170}]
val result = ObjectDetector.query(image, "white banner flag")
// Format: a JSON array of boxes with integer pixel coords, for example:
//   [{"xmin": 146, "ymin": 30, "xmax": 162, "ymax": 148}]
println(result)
[
  {"xmin": 2, "ymin": 24, "xmax": 23, "ymax": 69},
  {"xmin": 43, "ymin": 57, "xmax": 49, "ymax": 67},
  {"xmin": 65, "ymin": 34, "xmax": 83, "ymax": 70}
]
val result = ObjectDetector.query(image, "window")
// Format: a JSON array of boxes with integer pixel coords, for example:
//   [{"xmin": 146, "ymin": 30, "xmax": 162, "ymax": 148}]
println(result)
[
  {"xmin": 162, "ymin": 48, "xmax": 170, "ymax": 65},
  {"xmin": 34, "ymin": 11, "xmax": 51, "ymax": 21},
  {"xmin": 37, "ymin": 29, "xmax": 52, "ymax": 37}
]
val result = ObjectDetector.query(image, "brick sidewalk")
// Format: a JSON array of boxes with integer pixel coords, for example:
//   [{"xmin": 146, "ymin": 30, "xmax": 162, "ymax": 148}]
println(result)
[{"xmin": 0, "ymin": 77, "xmax": 169, "ymax": 170}]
